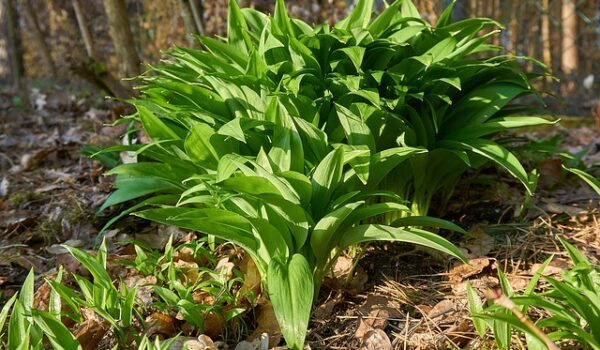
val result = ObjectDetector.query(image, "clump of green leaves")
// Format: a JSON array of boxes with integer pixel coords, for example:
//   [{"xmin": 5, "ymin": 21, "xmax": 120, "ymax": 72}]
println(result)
[
  {"xmin": 469, "ymin": 237, "xmax": 600, "ymax": 349},
  {"xmin": 0, "ymin": 269, "xmax": 81, "ymax": 350},
  {"xmin": 92, "ymin": 0, "xmax": 564, "ymax": 348},
  {"xmin": 124, "ymin": 237, "xmax": 248, "ymax": 337},
  {"xmin": 0, "ymin": 238, "xmax": 249, "ymax": 349}
]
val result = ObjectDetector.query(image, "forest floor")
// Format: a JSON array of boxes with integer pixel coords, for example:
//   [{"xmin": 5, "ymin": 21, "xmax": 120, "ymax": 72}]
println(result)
[{"xmin": 0, "ymin": 88, "xmax": 599, "ymax": 350}]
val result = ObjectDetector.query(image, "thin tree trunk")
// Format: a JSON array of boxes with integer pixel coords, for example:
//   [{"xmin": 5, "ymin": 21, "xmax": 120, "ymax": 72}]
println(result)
[
  {"xmin": 188, "ymin": 0, "xmax": 203, "ymax": 35},
  {"xmin": 179, "ymin": 0, "xmax": 197, "ymax": 46},
  {"xmin": 0, "ymin": 0, "xmax": 9, "ymax": 83},
  {"xmin": 508, "ymin": 0, "xmax": 519, "ymax": 54},
  {"xmin": 70, "ymin": 0, "xmax": 130, "ymax": 98},
  {"xmin": 18, "ymin": 0, "xmax": 56, "ymax": 77},
  {"xmin": 541, "ymin": 0, "xmax": 552, "ymax": 83},
  {"xmin": 4, "ymin": 0, "xmax": 25, "ymax": 93},
  {"xmin": 71, "ymin": 0, "xmax": 96, "ymax": 59},
  {"xmin": 102, "ymin": 0, "xmax": 140, "ymax": 78},
  {"xmin": 561, "ymin": 0, "xmax": 578, "ymax": 92}
]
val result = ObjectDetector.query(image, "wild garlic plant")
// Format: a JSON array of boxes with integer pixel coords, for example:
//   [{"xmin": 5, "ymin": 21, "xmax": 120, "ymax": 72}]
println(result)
[{"xmin": 93, "ymin": 0, "xmax": 558, "ymax": 348}]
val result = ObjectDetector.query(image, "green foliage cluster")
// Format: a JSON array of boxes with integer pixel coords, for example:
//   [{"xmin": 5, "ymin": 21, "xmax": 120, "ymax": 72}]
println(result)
[
  {"xmin": 469, "ymin": 237, "xmax": 600, "ymax": 350},
  {"xmin": 0, "ymin": 238, "xmax": 246, "ymax": 350},
  {"xmin": 101, "ymin": 0, "xmax": 550, "ymax": 347},
  {"xmin": 92, "ymin": 0, "xmax": 563, "ymax": 348}
]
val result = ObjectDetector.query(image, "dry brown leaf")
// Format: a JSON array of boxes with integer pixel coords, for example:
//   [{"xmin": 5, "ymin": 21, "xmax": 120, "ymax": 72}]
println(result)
[
  {"xmin": 355, "ymin": 295, "xmax": 403, "ymax": 338},
  {"xmin": 146, "ymin": 312, "xmax": 177, "ymax": 337},
  {"xmin": 166, "ymin": 335, "xmax": 216, "ymax": 350},
  {"xmin": 323, "ymin": 256, "xmax": 368, "ymax": 293},
  {"xmin": 33, "ymin": 281, "xmax": 52, "ymax": 311},
  {"xmin": 215, "ymin": 257, "xmax": 235, "ymax": 280},
  {"xmin": 452, "ymin": 276, "xmax": 499, "ymax": 295},
  {"xmin": 75, "ymin": 319, "xmax": 111, "ymax": 350},
  {"xmin": 14, "ymin": 254, "xmax": 44, "ymax": 271},
  {"xmin": 174, "ymin": 260, "xmax": 199, "ymax": 282},
  {"xmin": 239, "ymin": 254, "xmax": 261, "ymax": 297},
  {"xmin": 359, "ymin": 328, "xmax": 392, "ymax": 350},
  {"xmin": 461, "ymin": 225, "xmax": 494, "ymax": 257},
  {"xmin": 437, "ymin": 319, "xmax": 472, "ymax": 348},
  {"xmin": 203, "ymin": 311, "xmax": 225, "ymax": 338},
  {"xmin": 55, "ymin": 252, "xmax": 81, "ymax": 272},
  {"xmin": 447, "ymin": 258, "xmax": 493, "ymax": 283},
  {"xmin": 192, "ymin": 290, "xmax": 216, "ymax": 305},
  {"xmin": 541, "ymin": 202, "xmax": 585, "ymax": 217},
  {"xmin": 313, "ymin": 293, "xmax": 343, "ymax": 320},
  {"xmin": 234, "ymin": 333, "xmax": 269, "ymax": 350},
  {"xmin": 427, "ymin": 299, "xmax": 457, "ymax": 319},
  {"xmin": 507, "ymin": 275, "xmax": 530, "ymax": 291},
  {"xmin": 249, "ymin": 302, "xmax": 282, "ymax": 347},
  {"xmin": 537, "ymin": 158, "xmax": 563, "ymax": 190},
  {"xmin": 173, "ymin": 247, "xmax": 197, "ymax": 263},
  {"xmin": 529, "ymin": 258, "xmax": 569, "ymax": 276}
]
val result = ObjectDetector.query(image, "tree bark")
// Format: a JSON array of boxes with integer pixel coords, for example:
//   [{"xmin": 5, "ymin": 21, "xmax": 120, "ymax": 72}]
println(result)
[
  {"xmin": 71, "ymin": 0, "xmax": 96, "ymax": 59},
  {"xmin": 70, "ymin": 0, "xmax": 130, "ymax": 98},
  {"xmin": 540, "ymin": 0, "xmax": 552, "ymax": 83},
  {"xmin": 18, "ymin": 0, "xmax": 56, "ymax": 77},
  {"xmin": 179, "ymin": 0, "xmax": 197, "ymax": 46},
  {"xmin": 4, "ymin": 0, "xmax": 27, "ymax": 101},
  {"xmin": 188, "ymin": 0, "xmax": 204, "ymax": 35},
  {"xmin": 561, "ymin": 0, "xmax": 578, "ymax": 92},
  {"xmin": 0, "ymin": 0, "xmax": 9, "ymax": 83},
  {"xmin": 102, "ymin": 0, "xmax": 140, "ymax": 78}
]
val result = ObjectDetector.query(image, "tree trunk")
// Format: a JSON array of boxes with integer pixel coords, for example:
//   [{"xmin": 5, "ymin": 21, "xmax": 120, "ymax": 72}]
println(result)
[
  {"xmin": 179, "ymin": 0, "xmax": 198, "ymax": 46},
  {"xmin": 541, "ymin": 0, "xmax": 552, "ymax": 83},
  {"xmin": 188, "ymin": 0, "xmax": 203, "ymax": 35},
  {"xmin": 70, "ymin": 0, "xmax": 130, "ymax": 98},
  {"xmin": 561, "ymin": 0, "xmax": 578, "ymax": 92},
  {"xmin": 4, "ymin": 0, "xmax": 25, "ymax": 95},
  {"xmin": 18, "ymin": 0, "xmax": 56, "ymax": 77},
  {"xmin": 71, "ymin": 0, "xmax": 96, "ymax": 59},
  {"xmin": 0, "ymin": 0, "xmax": 9, "ymax": 83},
  {"xmin": 102, "ymin": 0, "xmax": 140, "ymax": 78}
]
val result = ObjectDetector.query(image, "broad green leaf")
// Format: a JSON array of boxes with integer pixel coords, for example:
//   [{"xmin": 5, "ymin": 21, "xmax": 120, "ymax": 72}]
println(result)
[
  {"xmin": 268, "ymin": 255, "xmax": 314, "ymax": 350},
  {"xmin": 438, "ymin": 139, "xmax": 532, "ymax": 194},
  {"xmin": 335, "ymin": 104, "xmax": 376, "ymax": 151},
  {"xmin": 466, "ymin": 282, "xmax": 487, "ymax": 337},
  {"xmin": 400, "ymin": 0, "xmax": 421, "ymax": 19},
  {"xmin": 48, "ymin": 268, "xmax": 63, "ymax": 319},
  {"xmin": 19, "ymin": 268, "xmax": 35, "ymax": 315},
  {"xmin": 64, "ymin": 246, "xmax": 114, "ymax": 291},
  {"xmin": 311, "ymin": 148, "xmax": 344, "ymax": 217},
  {"xmin": 342, "ymin": 202, "xmax": 410, "ymax": 228},
  {"xmin": 368, "ymin": 0, "xmax": 404, "ymax": 36},
  {"xmin": 444, "ymin": 83, "xmax": 527, "ymax": 129},
  {"xmin": 136, "ymin": 105, "xmax": 180, "ymax": 141},
  {"xmin": 339, "ymin": 224, "xmax": 466, "ymax": 262},
  {"xmin": 311, "ymin": 201, "xmax": 365, "ymax": 265},
  {"xmin": 390, "ymin": 216, "xmax": 466, "ymax": 233},
  {"xmin": 185, "ymin": 123, "xmax": 236, "ymax": 167},
  {"xmin": 563, "ymin": 166, "xmax": 600, "ymax": 195},
  {"xmin": 337, "ymin": 0, "xmax": 373, "ymax": 30},
  {"xmin": 0, "ymin": 293, "xmax": 17, "ymax": 336},
  {"xmin": 436, "ymin": 0, "xmax": 455, "ymax": 27},
  {"xmin": 98, "ymin": 177, "xmax": 178, "ymax": 212},
  {"xmin": 227, "ymin": 0, "xmax": 252, "ymax": 54},
  {"xmin": 31, "ymin": 310, "xmax": 81, "ymax": 350},
  {"xmin": 134, "ymin": 207, "xmax": 259, "ymax": 259},
  {"xmin": 8, "ymin": 302, "xmax": 28, "ymax": 350},
  {"xmin": 447, "ymin": 116, "xmax": 555, "ymax": 139},
  {"xmin": 337, "ymin": 46, "xmax": 366, "ymax": 71}
]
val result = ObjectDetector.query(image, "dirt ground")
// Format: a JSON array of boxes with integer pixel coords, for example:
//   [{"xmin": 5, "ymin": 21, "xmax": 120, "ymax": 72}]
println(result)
[{"xmin": 1, "ymin": 88, "xmax": 599, "ymax": 349}]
